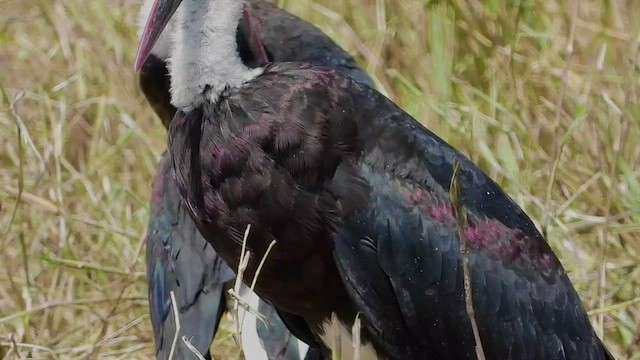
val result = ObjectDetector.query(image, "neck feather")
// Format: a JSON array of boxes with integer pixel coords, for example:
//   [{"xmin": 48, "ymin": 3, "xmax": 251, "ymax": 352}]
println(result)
[{"xmin": 168, "ymin": 0, "xmax": 262, "ymax": 111}]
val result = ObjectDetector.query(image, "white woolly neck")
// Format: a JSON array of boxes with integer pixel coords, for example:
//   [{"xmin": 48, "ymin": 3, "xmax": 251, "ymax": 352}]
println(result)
[
  {"xmin": 168, "ymin": 0, "xmax": 262, "ymax": 111},
  {"xmin": 137, "ymin": 0, "xmax": 173, "ymax": 60}
]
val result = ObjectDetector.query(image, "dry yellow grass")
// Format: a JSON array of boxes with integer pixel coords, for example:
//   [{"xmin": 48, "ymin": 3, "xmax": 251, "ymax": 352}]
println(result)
[{"xmin": 1, "ymin": 0, "xmax": 639, "ymax": 358}]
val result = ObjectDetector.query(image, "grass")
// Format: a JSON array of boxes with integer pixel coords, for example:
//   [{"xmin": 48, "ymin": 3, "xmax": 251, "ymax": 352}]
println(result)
[{"xmin": 0, "ymin": 0, "xmax": 639, "ymax": 358}]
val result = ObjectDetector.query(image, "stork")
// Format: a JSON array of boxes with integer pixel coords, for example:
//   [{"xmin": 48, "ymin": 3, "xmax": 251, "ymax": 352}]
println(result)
[
  {"xmin": 138, "ymin": 0, "xmax": 373, "ymax": 358},
  {"xmin": 136, "ymin": 0, "xmax": 614, "ymax": 359}
]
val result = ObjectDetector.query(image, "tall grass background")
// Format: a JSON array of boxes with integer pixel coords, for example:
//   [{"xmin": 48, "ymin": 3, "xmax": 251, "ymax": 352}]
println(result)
[{"xmin": 1, "ymin": 0, "xmax": 639, "ymax": 358}]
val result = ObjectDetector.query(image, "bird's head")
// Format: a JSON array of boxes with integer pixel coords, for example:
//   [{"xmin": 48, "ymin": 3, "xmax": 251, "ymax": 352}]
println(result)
[{"xmin": 135, "ymin": 0, "xmax": 183, "ymax": 72}]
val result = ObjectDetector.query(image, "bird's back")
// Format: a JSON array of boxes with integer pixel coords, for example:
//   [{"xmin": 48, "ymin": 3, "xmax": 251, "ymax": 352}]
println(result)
[
  {"xmin": 242, "ymin": 0, "xmax": 373, "ymax": 87},
  {"xmin": 168, "ymin": 62, "xmax": 613, "ymax": 359}
]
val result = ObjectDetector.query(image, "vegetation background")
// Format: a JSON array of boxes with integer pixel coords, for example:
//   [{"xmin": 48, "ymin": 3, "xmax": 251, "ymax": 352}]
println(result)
[{"xmin": 1, "ymin": 0, "xmax": 639, "ymax": 358}]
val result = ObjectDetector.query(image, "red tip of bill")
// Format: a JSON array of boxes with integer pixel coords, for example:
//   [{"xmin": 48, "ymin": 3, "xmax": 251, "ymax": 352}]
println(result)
[{"xmin": 135, "ymin": 0, "xmax": 160, "ymax": 72}]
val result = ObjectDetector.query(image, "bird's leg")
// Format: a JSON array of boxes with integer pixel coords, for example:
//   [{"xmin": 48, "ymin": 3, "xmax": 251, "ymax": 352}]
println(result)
[{"xmin": 242, "ymin": 6, "xmax": 269, "ymax": 65}]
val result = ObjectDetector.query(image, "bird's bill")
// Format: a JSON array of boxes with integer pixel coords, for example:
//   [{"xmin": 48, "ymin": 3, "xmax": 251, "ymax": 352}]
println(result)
[{"xmin": 135, "ymin": 0, "xmax": 182, "ymax": 72}]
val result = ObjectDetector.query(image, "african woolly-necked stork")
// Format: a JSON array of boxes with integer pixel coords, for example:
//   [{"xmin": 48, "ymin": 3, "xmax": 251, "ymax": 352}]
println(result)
[
  {"xmin": 138, "ymin": 0, "xmax": 373, "ymax": 358},
  {"xmin": 136, "ymin": 0, "xmax": 614, "ymax": 359}
]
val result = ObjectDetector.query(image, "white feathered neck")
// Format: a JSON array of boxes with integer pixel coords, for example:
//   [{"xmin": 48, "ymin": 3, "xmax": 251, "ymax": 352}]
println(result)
[{"xmin": 168, "ymin": 0, "xmax": 262, "ymax": 111}]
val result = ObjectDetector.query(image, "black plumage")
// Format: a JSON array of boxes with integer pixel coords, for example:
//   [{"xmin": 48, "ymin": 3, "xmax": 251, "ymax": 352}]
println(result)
[
  {"xmin": 136, "ymin": 0, "xmax": 614, "ymax": 358},
  {"xmin": 141, "ymin": 1, "xmax": 373, "ymax": 359},
  {"xmin": 237, "ymin": 0, "xmax": 373, "ymax": 87},
  {"xmin": 146, "ymin": 155, "xmax": 233, "ymax": 360},
  {"xmin": 169, "ymin": 63, "xmax": 613, "ymax": 359}
]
